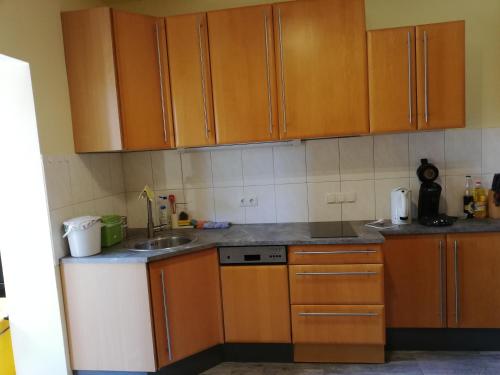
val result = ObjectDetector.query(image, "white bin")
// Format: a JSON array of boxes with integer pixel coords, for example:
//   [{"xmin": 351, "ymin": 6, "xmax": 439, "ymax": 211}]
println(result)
[{"xmin": 63, "ymin": 216, "xmax": 102, "ymax": 257}]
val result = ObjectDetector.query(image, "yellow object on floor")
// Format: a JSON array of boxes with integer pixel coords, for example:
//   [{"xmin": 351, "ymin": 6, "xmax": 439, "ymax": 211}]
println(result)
[{"xmin": 0, "ymin": 319, "xmax": 15, "ymax": 375}]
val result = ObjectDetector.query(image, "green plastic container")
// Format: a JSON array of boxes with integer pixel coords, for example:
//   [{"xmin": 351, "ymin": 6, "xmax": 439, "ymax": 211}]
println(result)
[{"xmin": 101, "ymin": 215, "xmax": 123, "ymax": 247}]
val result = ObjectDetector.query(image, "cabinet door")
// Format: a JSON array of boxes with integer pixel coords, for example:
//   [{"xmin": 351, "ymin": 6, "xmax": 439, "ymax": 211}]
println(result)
[
  {"xmin": 447, "ymin": 233, "xmax": 500, "ymax": 328},
  {"xmin": 384, "ymin": 235, "xmax": 446, "ymax": 328},
  {"xmin": 220, "ymin": 265, "xmax": 291, "ymax": 343},
  {"xmin": 207, "ymin": 5, "xmax": 278, "ymax": 144},
  {"xmin": 273, "ymin": 0, "xmax": 369, "ymax": 139},
  {"xmin": 166, "ymin": 13, "xmax": 216, "ymax": 148},
  {"xmin": 149, "ymin": 249, "xmax": 224, "ymax": 368},
  {"xmin": 113, "ymin": 10, "xmax": 175, "ymax": 150},
  {"xmin": 368, "ymin": 27, "xmax": 417, "ymax": 133},
  {"xmin": 416, "ymin": 21, "xmax": 465, "ymax": 130}
]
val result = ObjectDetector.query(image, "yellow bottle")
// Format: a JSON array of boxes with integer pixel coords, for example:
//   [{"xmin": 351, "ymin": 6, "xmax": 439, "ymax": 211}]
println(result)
[{"xmin": 473, "ymin": 180, "xmax": 488, "ymax": 219}]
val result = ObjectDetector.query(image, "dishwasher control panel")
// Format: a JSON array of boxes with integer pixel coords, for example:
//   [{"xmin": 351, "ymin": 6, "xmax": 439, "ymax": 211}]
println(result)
[{"xmin": 219, "ymin": 246, "xmax": 287, "ymax": 265}]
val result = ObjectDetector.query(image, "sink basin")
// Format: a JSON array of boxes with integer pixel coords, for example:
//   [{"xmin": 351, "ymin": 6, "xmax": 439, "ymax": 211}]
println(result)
[{"xmin": 129, "ymin": 235, "xmax": 195, "ymax": 252}]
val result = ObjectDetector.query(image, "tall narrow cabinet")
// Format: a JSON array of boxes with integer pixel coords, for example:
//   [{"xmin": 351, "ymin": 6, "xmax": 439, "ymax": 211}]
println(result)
[
  {"xmin": 62, "ymin": 8, "xmax": 175, "ymax": 152},
  {"xmin": 166, "ymin": 13, "xmax": 216, "ymax": 148},
  {"xmin": 273, "ymin": 0, "xmax": 369, "ymax": 139},
  {"xmin": 207, "ymin": 5, "xmax": 279, "ymax": 144}
]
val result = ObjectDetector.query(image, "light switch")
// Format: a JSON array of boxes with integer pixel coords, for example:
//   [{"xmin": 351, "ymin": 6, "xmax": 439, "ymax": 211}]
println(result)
[
  {"xmin": 344, "ymin": 192, "xmax": 357, "ymax": 203},
  {"xmin": 326, "ymin": 192, "xmax": 343, "ymax": 204}
]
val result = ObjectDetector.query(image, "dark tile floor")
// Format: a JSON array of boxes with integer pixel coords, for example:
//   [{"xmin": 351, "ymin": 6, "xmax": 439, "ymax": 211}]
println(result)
[{"xmin": 202, "ymin": 351, "xmax": 500, "ymax": 374}]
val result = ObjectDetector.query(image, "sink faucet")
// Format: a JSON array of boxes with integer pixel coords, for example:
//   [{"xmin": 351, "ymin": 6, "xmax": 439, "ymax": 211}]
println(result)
[{"xmin": 141, "ymin": 186, "xmax": 168, "ymax": 239}]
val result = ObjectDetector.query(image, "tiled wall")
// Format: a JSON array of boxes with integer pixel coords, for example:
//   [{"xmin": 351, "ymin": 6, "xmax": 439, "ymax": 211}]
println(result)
[
  {"xmin": 43, "ymin": 153, "xmax": 126, "ymax": 261},
  {"xmin": 121, "ymin": 128, "xmax": 500, "ymax": 228}
]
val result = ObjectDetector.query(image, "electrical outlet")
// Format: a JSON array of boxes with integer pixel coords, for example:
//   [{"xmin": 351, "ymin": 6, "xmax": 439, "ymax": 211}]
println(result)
[
  {"xmin": 240, "ymin": 197, "xmax": 247, "ymax": 207},
  {"xmin": 344, "ymin": 192, "xmax": 357, "ymax": 203},
  {"xmin": 326, "ymin": 192, "xmax": 343, "ymax": 204},
  {"xmin": 248, "ymin": 196, "xmax": 258, "ymax": 207}
]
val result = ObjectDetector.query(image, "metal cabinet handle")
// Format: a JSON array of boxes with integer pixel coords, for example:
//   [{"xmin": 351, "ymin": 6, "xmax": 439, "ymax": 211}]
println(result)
[
  {"xmin": 296, "ymin": 271, "xmax": 378, "ymax": 276},
  {"xmin": 154, "ymin": 22, "xmax": 168, "ymax": 144},
  {"xmin": 160, "ymin": 270, "xmax": 173, "ymax": 361},
  {"xmin": 277, "ymin": 8, "xmax": 287, "ymax": 134},
  {"xmin": 294, "ymin": 250, "xmax": 377, "ymax": 255},
  {"xmin": 264, "ymin": 14, "xmax": 273, "ymax": 136},
  {"xmin": 439, "ymin": 239, "xmax": 445, "ymax": 326},
  {"xmin": 407, "ymin": 31, "xmax": 413, "ymax": 124},
  {"xmin": 423, "ymin": 30, "xmax": 429, "ymax": 124},
  {"xmin": 197, "ymin": 18, "xmax": 210, "ymax": 140},
  {"xmin": 299, "ymin": 312, "xmax": 378, "ymax": 317},
  {"xmin": 454, "ymin": 240, "xmax": 460, "ymax": 325}
]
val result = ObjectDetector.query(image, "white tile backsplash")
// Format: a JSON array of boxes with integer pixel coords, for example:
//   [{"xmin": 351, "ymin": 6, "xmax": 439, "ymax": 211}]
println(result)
[
  {"xmin": 242, "ymin": 147, "xmax": 275, "ymax": 186},
  {"xmin": 482, "ymin": 128, "xmax": 500, "ymax": 175},
  {"xmin": 305, "ymin": 138, "xmax": 340, "ymax": 182},
  {"xmin": 122, "ymin": 151, "xmax": 153, "ymax": 192},
  {"xmin": 409, "ymin": 131, "xmax": 445, "ymax": 174},
  {"xmin": 214, "ymin": 187, "xmax": 245, "ymax": 223},
  {"xmin": 340, "ymin": 180, "xmax": 375, "ymax": 221},
  {"xmin": 151, "ymin": 150, "xmax": 183, "ymax": 190},
  {"xmin": 67, "ymin": 154, "xmax": 94, "ymax": 203},
  {"xmin": 275, "ymin": 183, "xmax": 308, "ymax": 223},
  {"xmin": 244, "ymin": 185, "xmax": 277, "ymax": 224},
  {"xmin": 339, "ymin": 136, "xmax": 374, "ymax": 181},
  {"xmin": 307, "ymin": 181, "xmax": 342, "ymax": 222},
  {"xmin": 181, "ymin": 152, "xmax": 213, "ymax": 188},
  {"xmin": 211, "ymin": 149, "xmax": 243, "ymax": 187},
  {"xmin": 445, "ymin": 129, "xmax": 482, "ymax": 176},
  {"xmin": 44, "ymin": 156, "xmax": 72, "ymax": 210},
  {"xmin": 273, "ymin": 144, "xmax": 307, "ymax": 184},
  {"xmin": 374, "ymin": 133, "xmax": 409, "ymax": 179},
  {"xmin": 184, "ymin": 188, "xmax": 215, "ymax": 221}
]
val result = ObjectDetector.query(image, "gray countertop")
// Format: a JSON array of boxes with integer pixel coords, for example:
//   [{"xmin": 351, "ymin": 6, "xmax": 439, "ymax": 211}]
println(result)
[{"xmin": 60, "ymin": 219, "xmax": 500, "ymax": 265}]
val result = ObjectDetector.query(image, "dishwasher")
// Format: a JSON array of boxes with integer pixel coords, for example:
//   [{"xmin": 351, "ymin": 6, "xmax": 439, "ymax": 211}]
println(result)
[{"xmin": 219, "ymin": 246, "xmax": 291, "ymax": 344}]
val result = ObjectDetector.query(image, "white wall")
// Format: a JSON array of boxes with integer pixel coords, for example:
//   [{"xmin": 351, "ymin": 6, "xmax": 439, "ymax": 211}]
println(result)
[{"xmin": 0, "ymin": 55, "xmax": 70, "ymax": 374}]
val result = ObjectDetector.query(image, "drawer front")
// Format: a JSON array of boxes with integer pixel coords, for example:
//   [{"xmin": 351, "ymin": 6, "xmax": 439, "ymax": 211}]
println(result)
[
  {"xmin": 288, "ymin": 244, "xmax": 382, "ymax": 265},
  {"xmin": 289, "ymin": 264, "xmax": 384, "ymax": 305},
  {"xmin": 291, "ymin": 305, "xmax": 385, "ymax": 345}
]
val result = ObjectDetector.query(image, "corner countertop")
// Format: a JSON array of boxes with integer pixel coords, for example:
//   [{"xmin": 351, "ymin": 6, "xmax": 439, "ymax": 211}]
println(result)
[{"xmin": 60, "ymin": 219, "xmax": 500, "ymax": 265}]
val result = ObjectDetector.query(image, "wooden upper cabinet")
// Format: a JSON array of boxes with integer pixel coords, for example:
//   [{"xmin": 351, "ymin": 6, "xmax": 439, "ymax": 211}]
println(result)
[
  {"xmin": 62, "ymin": 8, "xmax": 123, "ymax": 152},
  {"xmin": 166, "ymin": 13, "xmax": 216, "ymax": 148},
  {"xmin": 384, "ymin": 235, "xmax": 446, "ymax": 328},
  {"xmin": 113, "ymin": 10, "xmax": 174, "ymax": 150},
  {"xmin": 148, "ymin": 249, "xmax": 224, "ymax": 369},
  {"xmin": 416, "ymin": 21, "xmax": 465, "ymax": 130},
  {"xmin": 61, "ymin": 8, "xmax": 174, "ymax": 152},
  {"xmin": 447, "ymin": 233, "xmax": 500, "ymax": 328},
  {"xmin": 207, "ymin": 5, "xmax": 279, "ymax": 144},
  {"xmin": 368, "ymin": 27, "xmax": 417, "ymax": 133},
  {"xmin": 273, "ymin": 0, "xmax": 369, "ymax": 139}
]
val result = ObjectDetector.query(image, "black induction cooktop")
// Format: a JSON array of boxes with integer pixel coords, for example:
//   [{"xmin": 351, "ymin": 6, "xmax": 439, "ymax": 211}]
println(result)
[{"xmin": 309, "ymin": 221, "xmax": 358, "ymax": 238}]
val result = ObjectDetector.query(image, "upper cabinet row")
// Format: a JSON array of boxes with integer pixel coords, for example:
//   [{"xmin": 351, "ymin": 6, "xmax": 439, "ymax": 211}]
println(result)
[{"xmin": 61, "ymin": 0, "xmax": 464, "ymax": 153}]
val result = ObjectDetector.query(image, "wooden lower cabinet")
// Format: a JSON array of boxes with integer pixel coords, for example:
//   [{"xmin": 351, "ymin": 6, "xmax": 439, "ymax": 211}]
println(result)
[
  {"xmin": 291, "ymin": 305, "xmax": 385, "ymax": 345},
  {"xmin": 148, "ymin": 248, "xmax": 224, "ymax": 368},
  {"xmin": 220, "ymin": 265, "xmax": 291, "ymax": 343},
  {"xmin": 289, "ymin": 264, "xmax": 384, "ymax": 305},
  {"xmin": 447, "ymin": 233, "xmax": 500, "ymax": 328},
  {"xmin": 288, "ymin": 244, "xmax": 383, "ymax": 265},
  {"xmin": 384, "ymin": 235, "xmax": 446, "ymax": 328}
]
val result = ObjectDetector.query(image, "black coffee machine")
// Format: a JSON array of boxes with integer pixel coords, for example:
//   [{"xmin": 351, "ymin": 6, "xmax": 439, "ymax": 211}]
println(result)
[{"xmin": 417, "ymin": 159, "xmax": 455, "ymax": 226}]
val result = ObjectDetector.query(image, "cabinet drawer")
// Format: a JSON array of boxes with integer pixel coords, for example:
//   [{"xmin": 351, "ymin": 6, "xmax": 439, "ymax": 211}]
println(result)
[
  {"xmin": 289, "ymin": 264, "xmax": 384, "ymax": 305},
  {"xmin": 291, "ymin": 305, "xmax": 385, "ymax": 345},
  {"xmin": 288, "ymin": 244, "xmax": 382, "ymax": 265}
]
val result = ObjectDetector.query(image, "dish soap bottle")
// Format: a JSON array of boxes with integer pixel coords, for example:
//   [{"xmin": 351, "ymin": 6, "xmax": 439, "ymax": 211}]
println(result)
[
  {"xmin": 463, "ymin": 175, "xmax": 474, "ymax": 219},
  {"xmin": 473, "ymin": 179, "xmax": 488, "ymax": 219}
]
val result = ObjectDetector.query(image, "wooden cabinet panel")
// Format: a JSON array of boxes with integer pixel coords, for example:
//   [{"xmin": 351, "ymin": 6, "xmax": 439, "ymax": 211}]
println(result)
[
  {"xmin": 368, "ymin": 27, "xmax": 417, "ymax": 133},
  {"xmin": 208, "ymin": 5, "xmax": 278, "ymax": 144},
  {"xmin": 61, "ymin": 8, "xmax": 123, "ymax": 152},
  {"xmin": 447, "ymin": 233, "xmax": 500, "ymax": 328},
  {"xmin": 273, "ymin": 0, "xmax": 369, "ymax": 139},
  {"xmin": 291, "ymin": 305, "xmax": 385, "ymax": 345},
  {"xmin": 288, "ymin": 244, "xmax": 382, "ymax": 265},
  {"xmin": 149, "ymin": 249, "xmax": 223, "ymax": 368},
  {"xmin": 416, "ymin": 21, "xmax": 465, "ymax": 130},
  {"xmin": 61, "ymin": 263, "xmax": 156, "ymax": 372},
  {"xmin": 384, "ymin": 235, "xmax": 446, "ymax": 328},
  {"xmin": 289, "ymin": 264, "xmax": 384, "ymax": 305},
  {"xmin": 220, "ymin": 265, "xmax": 291, "ymax": 343},
  {"xmin": 166, "ymin": 13, "xmax": 216, "ymax": 148},
  {"xmin": 113, "ymin": 10, "xmax": 174, "ymax": 150}
]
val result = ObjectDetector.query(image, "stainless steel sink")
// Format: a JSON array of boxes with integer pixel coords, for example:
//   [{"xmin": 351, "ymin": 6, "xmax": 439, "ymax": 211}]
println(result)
[{"xmin": 129, "ymin": 235, "xmax": 195, "ymax": 252}]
